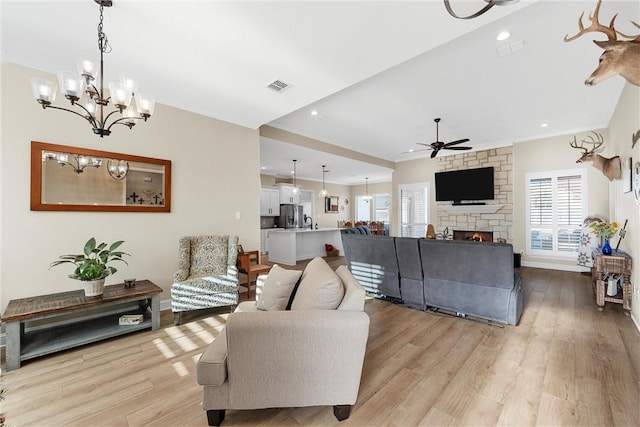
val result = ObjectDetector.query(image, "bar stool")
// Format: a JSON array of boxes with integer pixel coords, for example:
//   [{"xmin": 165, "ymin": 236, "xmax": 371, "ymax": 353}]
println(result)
[{"xmin": 236, "ymin": 250, "xmax": 272, "ymax": 299}]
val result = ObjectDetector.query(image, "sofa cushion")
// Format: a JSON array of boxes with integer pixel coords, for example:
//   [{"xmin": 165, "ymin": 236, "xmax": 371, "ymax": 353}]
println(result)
[
  {"xmin": 291, "ymin": 257, "xmax": 344, "ymax": 310},
  {"xmin": 256, "ymin": 265, "xmax": 302, "ymax": 311},
  {"xmin": 190, "ymin": 235, "xmax": 229, "ymax": 276}
]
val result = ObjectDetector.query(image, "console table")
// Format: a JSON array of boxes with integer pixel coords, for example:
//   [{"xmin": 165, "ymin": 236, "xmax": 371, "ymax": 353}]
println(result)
[
  {"xmin": 591, "ymin": 249, "xmax": 632, "ymax": 315},
  {"xmin": 2, "ymin": 280, "xmax": 162, "ymax": 371}
]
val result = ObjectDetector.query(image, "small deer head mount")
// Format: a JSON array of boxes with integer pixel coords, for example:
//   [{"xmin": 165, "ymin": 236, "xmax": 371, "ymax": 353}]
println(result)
[
  {"xmin": 564, "ymin": 0, "xmax": 640, "ymax": 86},
  {"xmin": 570, "ymin": 131, "xmax": 621, "ymax": 181}
]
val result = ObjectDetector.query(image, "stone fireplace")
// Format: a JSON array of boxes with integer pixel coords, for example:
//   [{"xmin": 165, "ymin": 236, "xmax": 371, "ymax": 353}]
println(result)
[
  {"xmin": 453, "ymin": 230, "xmax": 493, "ymax": 242},
  {"xmin": 436, "ymin": 147, "xmax": 513, "ymax": 243}
]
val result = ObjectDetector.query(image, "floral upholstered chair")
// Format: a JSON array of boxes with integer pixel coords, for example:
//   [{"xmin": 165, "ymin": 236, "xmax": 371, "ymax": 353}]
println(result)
[{"xmin": 171, "ymin": 235, "xmax": 239, "ymax": 325}]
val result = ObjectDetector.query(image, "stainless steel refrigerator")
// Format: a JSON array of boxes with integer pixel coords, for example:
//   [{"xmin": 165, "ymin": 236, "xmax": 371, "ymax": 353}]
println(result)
[{"xmin": 279, "ymin": 204, "xmax": 304, "ymax": 229}]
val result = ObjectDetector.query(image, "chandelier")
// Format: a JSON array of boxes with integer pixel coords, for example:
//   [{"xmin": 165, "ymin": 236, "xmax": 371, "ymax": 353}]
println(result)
[
  {"xmin": 43, "ymin": 151, "xmax": 128, "ymax": 180},
  {"xmin": 319, "ymin": 165, "xmax": 329, "ymax": 198},
  {"xmin": 444, "ymin": 0, "xmax": 519, "ymax": 20},
  {"xmin": 30, "ymin": 0, "xmax": 155, "ymax": 137},
  {"xmin": 364, "ymin": 177, "xmax": 372, "ymax": 203}
]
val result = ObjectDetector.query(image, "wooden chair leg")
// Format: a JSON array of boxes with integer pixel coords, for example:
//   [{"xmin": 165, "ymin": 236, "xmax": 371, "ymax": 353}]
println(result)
[
  {"xmin": 333, "ymin": 405, "xmax": 351, "ymax": 421},
  {"xmin": 206, "ymin": 409, "xmax": 226, "ymax": 426}
]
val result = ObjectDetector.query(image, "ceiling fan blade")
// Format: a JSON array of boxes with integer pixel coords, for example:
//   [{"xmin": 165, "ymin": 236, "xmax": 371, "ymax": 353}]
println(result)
[
  {"xmin": 444, "ymin": 146, "xmax": 472, "ymax": 150},
  {"xmin": 430, "ymin": 149, "xmax": 439, "ymax": 158},
  {"xmin": 416, "ymin": 142, "xmax": 432, "ymax": 147},
  {"xmin": 443, "ymin": 138, "xmax": 470, "ymax": 147}
]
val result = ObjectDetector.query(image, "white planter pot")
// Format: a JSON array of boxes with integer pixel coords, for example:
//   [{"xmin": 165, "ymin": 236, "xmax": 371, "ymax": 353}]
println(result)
[{"xmin": 81, "ymin": 278, "xmax": 106, "ymax": 297}]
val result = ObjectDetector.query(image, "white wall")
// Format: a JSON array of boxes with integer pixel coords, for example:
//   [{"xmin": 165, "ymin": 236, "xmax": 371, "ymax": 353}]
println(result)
[
  {"xmin": 0, "ymin": 63, "xmax": 260, "ymax": 311},
  {"xmin": 607, "ymin": 82, "xmax": 640, "ymax": 328},
  {"xmin": 513, "ymin": 130, "xmax": 610, "ymax": 270}
]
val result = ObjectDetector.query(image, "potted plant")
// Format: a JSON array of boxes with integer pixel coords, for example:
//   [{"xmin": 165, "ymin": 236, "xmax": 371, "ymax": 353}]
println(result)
[{"xmin": 50, "ymin": 237, "xmax": 129, "ymax": 296}]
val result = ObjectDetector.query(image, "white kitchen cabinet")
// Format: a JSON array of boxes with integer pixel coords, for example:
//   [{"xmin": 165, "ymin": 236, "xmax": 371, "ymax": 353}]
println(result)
[
  {"xmin": 260, "ymin": 187, "xmax": 280, "ymax": 216},
  {"xmin": 278, "ymin": 184, "xmax": 300, "ymax": 204},
  {"xmin": 261, "ymin": 228, "xmax": 284, "ymax": 254}
]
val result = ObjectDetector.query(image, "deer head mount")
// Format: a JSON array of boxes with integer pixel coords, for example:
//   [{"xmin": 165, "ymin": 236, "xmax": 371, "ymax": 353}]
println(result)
[
  {"xmin": 564, "ymin": 0, "xmax": 640, "ymax": 86},
  {"xmin": 570, "ymin": 131, "xmax": 621, "ymax": 181}
]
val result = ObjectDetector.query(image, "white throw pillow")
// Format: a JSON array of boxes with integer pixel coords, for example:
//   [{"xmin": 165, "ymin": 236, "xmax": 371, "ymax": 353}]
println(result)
[
  {"xmin": 291, "ymin": 257, "xmax": 344, "ymax": 310},
  {"xmin": 256, "ymin": 265, "xmax": 302, "ymax": 311}
]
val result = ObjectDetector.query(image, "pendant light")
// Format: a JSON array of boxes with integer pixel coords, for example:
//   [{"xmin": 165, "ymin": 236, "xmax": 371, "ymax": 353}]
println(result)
[
  {"xmin": 291, "ymin": 159, "xmax": 299, "ymax": 194},
  {"xmin": 364, "ymin": 177, "xmax": 372, "ymax": 203},
  {"xmin": 319, "ymin": 165, "xmax": 329, "ymax": 198}
]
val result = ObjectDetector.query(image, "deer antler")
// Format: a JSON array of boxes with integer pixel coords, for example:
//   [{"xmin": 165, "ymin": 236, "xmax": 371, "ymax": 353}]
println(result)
[
  {"xmin": 564, "ymin": 0, "xmax": 618, "ymax": 42},
  {"xmin": 633, "ymin": 129, "xmax": 640, "ymax": 148},
  {"xmin": 570, "ymin": 132, "xmax": 605, "ymax": 154},
  {"xmin": 616, "ymin": 20, "xmax": 640, "ymax": 42}
]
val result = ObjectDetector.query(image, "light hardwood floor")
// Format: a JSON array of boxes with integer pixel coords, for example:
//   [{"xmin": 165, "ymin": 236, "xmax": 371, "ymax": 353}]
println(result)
[{"xmin": 2, "ymin": 261, "xmax": 639, "ymax": 426}]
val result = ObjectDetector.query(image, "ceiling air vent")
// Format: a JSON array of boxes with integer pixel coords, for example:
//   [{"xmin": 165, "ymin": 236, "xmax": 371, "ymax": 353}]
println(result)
[{"xmin": 266, "ymin": 79, "xmax": 291, "ymax": 93}]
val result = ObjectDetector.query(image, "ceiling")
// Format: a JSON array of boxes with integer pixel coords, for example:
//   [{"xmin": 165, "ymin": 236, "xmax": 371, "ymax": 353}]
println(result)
[{"xmin": 2, "ymin": 1, "xmax": 638, "ymax": 185}]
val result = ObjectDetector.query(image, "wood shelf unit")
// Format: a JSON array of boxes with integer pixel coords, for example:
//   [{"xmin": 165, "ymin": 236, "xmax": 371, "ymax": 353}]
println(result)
[
  {"xmin": 2, "ymin": 280, "xmax": 162, "ymax": 370},
  {"xmin": 591, "ymin": 249, "xmax": 632, "ymax": 315}
]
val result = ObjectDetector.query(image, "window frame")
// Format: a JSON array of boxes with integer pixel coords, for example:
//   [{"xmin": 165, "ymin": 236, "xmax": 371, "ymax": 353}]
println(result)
[
  {"xmin": 398, "ymin": 182, "xmax": 429, "ymax": 238},
  {"xmin": 525, "ymin": 168, "xmax": 587, "ymax": 259}
]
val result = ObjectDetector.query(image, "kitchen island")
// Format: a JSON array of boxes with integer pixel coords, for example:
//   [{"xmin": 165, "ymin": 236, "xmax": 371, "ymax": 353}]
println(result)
[{"xmin": 267, "ymin": 228, "xmax": 344, "ymax": 266}]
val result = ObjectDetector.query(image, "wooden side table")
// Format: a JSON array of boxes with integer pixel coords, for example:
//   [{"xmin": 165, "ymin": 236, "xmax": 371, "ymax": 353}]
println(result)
[
  {"xmin": 591, "ymin": 249, "xmax": 632, "ymax": 315},
  {"xmin": 1, "ymin": 280, "xmax": 162, "ymax": 370},
  {"xmin": 236, "ymin": 251, "xmax": 271, "ymax": 299}
]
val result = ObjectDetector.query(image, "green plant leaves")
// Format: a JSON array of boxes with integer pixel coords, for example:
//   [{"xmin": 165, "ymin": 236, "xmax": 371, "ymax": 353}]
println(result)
[{"xmin": 51, "ymin": 237, "xmax": 130, "ymax": 281}]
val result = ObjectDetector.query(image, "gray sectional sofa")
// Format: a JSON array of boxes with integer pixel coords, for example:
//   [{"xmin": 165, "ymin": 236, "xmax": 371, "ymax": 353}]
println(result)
[{"xmin": 341, "ymin": 233, "xmax": 524, "ymax": 325}]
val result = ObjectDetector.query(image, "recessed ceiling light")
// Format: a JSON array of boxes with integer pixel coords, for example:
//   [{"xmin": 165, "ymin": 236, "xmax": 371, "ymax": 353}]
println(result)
[
  {"xmin": 540, "ymin": 123, "xmax": 549, "ymax": 128},
  {"xmin": 497, "ymin": 31, "xmax": 510, "ymax": 41},
  {"xmin": 261, "ymin": 166, "xmax": 266, "ymax": 170},
  {"xmin": 311, "ymin": 110, "xmax": 318, "ymax": 116},
  {"xmin": 409, "ymin": 149, "xmax": 414, "ymax": 153}
]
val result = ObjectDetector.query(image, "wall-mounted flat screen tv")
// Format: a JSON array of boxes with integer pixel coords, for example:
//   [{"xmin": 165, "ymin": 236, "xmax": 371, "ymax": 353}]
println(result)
[{"xmin": 435, "ymin": 166, "xmax": 494, "ymax": 205}]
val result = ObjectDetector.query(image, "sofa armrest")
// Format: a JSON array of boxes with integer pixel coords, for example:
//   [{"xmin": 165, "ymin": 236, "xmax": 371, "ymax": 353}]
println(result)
[
  {"xmin": 197, "ymin": 328, "xmax": 228, "ymax": 386},
  {"xmin": 224, "ymin": 310, "xmax": 370, "ymax": 409}
]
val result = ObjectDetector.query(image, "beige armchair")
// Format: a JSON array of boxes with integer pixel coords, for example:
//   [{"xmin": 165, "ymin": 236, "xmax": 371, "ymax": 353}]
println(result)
[
  {"xmin": 196, "ymin": 263, "xmax": 370, "ymax": 426},
  {"xmin": 171, "ymin": 235, "xmax": 239, "ymax": 325}
]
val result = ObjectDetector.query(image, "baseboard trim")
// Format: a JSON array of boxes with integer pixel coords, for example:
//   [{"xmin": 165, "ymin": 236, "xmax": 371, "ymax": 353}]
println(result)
[{"xmin": 522, "ymin": 261, "xmax": 590, "ymax": 273}]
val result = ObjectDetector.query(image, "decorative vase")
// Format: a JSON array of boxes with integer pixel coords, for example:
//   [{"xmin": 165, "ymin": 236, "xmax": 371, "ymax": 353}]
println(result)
[
  {"xmin": 80, "ymin": 278, "xmax": 106, "ymax": 297},
  {"xmin": 602, "ymin": 238, "xmax": 612, "ymax": 255}
]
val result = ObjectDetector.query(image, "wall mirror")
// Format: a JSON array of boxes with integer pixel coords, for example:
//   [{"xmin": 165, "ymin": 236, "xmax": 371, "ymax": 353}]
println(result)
[
  {"xmin": 325, "ymin": 196, "xmax": 339, "ymax": 213},
  {"xmin": 31, "ymin": 141, "xmax": 171, "ymax": 212}
]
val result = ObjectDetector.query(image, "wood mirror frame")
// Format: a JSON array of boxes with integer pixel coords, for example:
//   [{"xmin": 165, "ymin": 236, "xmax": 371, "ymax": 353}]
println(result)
[{"xmin": 31, "ymin": 141, "xmax": 171, "ymax": 212}]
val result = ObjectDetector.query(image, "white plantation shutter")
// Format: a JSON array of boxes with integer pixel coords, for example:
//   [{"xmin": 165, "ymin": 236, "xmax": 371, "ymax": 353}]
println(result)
[
  {"xmin": 399, "ymin": 183, "xmax": 428, "ymax": 238},
  {"xmin": 526, "ymin": 170, "xmax": 586, "ymax": 257},
  {"xmin": 557, "ymin": 175, "xmax": 583, "ymax": 252}
]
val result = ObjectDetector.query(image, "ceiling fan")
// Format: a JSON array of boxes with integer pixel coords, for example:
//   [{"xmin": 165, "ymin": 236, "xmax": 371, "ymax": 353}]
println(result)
[{"xmin": 405, "ymin": 118, "xmax": 472, "ymax": 158}]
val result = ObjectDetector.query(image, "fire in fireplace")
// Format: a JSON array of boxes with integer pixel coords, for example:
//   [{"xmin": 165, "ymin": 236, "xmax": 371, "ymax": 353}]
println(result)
[{"xmin": 453, "ymin": 230, "xmax": 493, "ymax": 242}]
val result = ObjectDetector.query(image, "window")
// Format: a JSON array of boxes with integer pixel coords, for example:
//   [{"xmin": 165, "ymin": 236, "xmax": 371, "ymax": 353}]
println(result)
[
  {"xmin": 355, "ymin": 196, "xmax": 371, "ymax": 222},
  {"xmin": 399, "ymin": 183, "xmax": 428, "ymax": 238},
  {"xmin": 526, "ymin": 169, "xmax": 586, "ymax": 257},
  {"xmin": 373, "ymin": 194, "xmax": 389, "ymax": 222}
]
